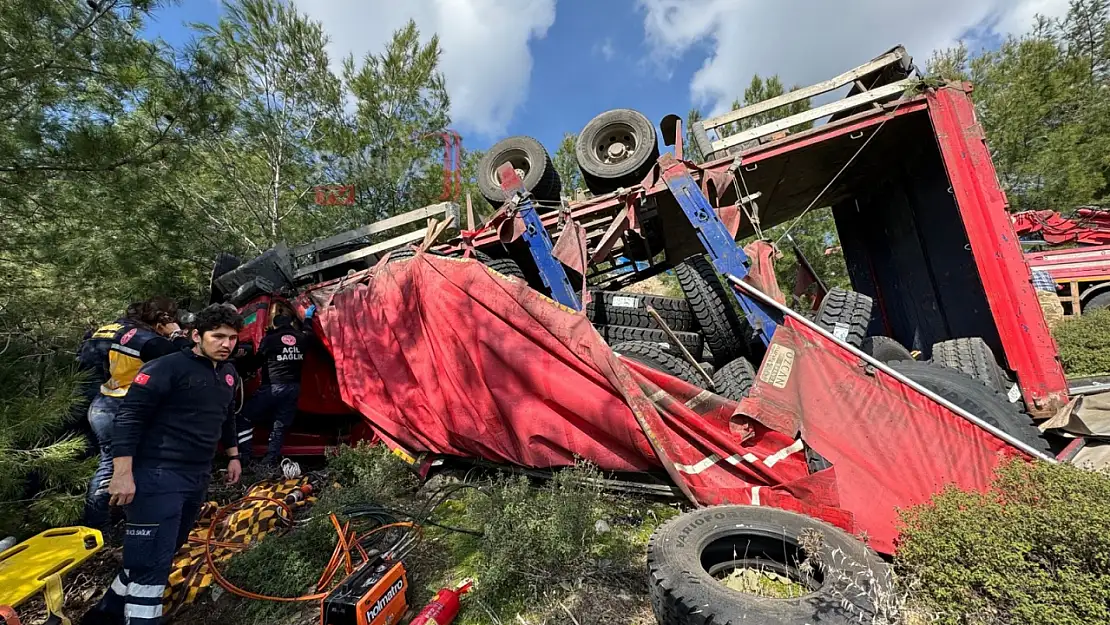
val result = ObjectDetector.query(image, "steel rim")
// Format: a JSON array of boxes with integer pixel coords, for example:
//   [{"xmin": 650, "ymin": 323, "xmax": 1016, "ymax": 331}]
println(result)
[
  {"xmin": 491, "ymin": 148, "xmax": 531, "ymax": 186},
  {"xmin": 592, "ymin": 122, "xmax": 639, "ymax": 165}
]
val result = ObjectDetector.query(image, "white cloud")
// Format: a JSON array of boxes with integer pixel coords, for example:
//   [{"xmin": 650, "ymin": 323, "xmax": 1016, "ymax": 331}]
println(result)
[
  {"xmin": 594, "ymin": 37, "xmax": 616, "ymax": 61},
  {"xmin": 301, "ymin": 0, "xmax": 557, "ymax": 138},
  {"xmin": 637, "ymin": 0, "xmax": 1072, "ymax": 116}
]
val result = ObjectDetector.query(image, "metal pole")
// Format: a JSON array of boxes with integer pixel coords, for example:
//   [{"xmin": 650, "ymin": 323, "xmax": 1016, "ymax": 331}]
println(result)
[
  {"xmin": 726, "ymin": 274, "xmax": 1058, "ymax": 463},
  {"xmin": 645, "ymin": 305, "xmax": 714, "ymax": 387}
]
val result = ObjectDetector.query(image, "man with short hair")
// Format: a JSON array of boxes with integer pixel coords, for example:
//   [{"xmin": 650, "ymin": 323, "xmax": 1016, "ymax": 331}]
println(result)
[
  {"xmin": 83, "ymin": 297, "xmax": 192, "ymax": 531},
  {"xmin": 81, "ymin": 304, "xmax": 244, "ymax": 625}
]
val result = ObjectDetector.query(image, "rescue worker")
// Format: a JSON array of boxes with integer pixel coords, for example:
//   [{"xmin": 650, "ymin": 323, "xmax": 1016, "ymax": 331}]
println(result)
[
  {"xmin": 83, "ymin": 297, "xmax": 192, "ymax": 531},
  {"xmin": 235, "ymin": 302, "xmax": 318, "ymax": 466},
  {"xmin": 80, "ymin": 304, "xmax": 244, "ymax": 625}
]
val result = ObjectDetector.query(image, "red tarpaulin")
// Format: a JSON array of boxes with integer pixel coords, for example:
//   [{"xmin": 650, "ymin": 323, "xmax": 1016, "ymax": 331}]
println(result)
[
  {"xmin": 305, "ymin": 251, "xmax": 1026, "ymax": 553},
  {"xmin": 307, "ymin": 252, "xmax": 840, "ymax": 524},
  {"xmin": 738, "ymin": 320, "xmax": 1028, "ymax": 553}
]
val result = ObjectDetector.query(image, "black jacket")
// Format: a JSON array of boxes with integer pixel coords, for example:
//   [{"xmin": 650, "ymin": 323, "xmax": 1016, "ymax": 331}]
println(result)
[
  {"xmin": 247, "ymin": 323, "xmax": 319, "ymax": 385},
  {"xmin": 112, "ymin": 350, "xmax": 240, "ymax": 471}
]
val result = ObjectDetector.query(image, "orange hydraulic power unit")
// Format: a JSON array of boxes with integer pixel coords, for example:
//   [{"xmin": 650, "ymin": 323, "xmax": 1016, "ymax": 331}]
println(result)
[{"xmin": 321, "ymin": 556, "xmax": 409, "ymax": 625}]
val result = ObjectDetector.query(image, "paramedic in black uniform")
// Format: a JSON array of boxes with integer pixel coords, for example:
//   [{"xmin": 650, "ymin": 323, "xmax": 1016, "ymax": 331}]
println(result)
[
  {"xmin": 235, "ymin": 303, "xmax": 318, "ymax": 466},
  {"xmin": 81, "ymin": 304, "xmax": 244, "ymax": 625}
]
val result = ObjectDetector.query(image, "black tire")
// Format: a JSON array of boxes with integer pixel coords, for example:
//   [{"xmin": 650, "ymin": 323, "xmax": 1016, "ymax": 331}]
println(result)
[
  {"xmin": 477, "ymin": 136, "xmax": 562, "ymax": 209},
  {"xmin": 484, "ymin": 257, "xmax": 525, "ymax": 280},
  {"xmin": 576, "ymin": 109, "xmax": 660, "ymax": 195},
  {"xmin": 649, "ymin": 505, "xmax": 889, "ymax": 625},
  {"xmin": 888, "ymin": 360, "xmax": 1052, "ymax": 455},
  {"xmin": 612, "ymin": 341, "xmax": 703, "ymax": 387},
  {"xmin": 816, "ymin": 288, "xmax": 874, "ymax": 348},
  {"xmin": 860, "ymin": 336, "xmax": 914, "ymax": 363},
  {"xmin": 586, "ymin": 291, "xmax": 696, "ymax": 332},
  {"xmin": 711, "ymin": 357, "xmax": 756, "ymax": 402},
  {"xmin": 595, "ymin": 325, "xmax": 703, "ymax": 356},
  {"xmin": 931, "ymin": 337, "xmax": 1008, "ymax": 392},
  {"xmin": 1083, "ymin": 290, "xmax": 1110, "ymax": 314},
  {"xmin": 675, "ymin": 256, "xmax": 750, "ymax": 365}
]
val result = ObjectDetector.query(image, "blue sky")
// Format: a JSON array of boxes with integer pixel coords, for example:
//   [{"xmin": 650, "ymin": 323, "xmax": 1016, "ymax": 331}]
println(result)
[{"xmin": 143, "ymin": 0, "xmax": 1069, "ymax": 155}]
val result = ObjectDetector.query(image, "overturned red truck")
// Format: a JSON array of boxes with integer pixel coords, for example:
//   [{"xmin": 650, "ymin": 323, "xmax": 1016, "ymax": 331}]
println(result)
[{"xmin": 210, "ymin": 47, "xmax": 1073, "ymax": 563}]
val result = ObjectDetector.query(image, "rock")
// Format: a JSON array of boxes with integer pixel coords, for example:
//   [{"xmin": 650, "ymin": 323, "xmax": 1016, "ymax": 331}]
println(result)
[{"xmin": 594, "ymin": 519, "xmax": 610, "ymax": 534}]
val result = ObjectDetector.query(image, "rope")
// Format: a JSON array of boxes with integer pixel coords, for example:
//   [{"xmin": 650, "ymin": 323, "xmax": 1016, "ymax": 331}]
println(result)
[
  {"xmin": 732, "ymin": 165, "xmax": 764, "ymax": 240},
  {"xmin": 774, "ymin": 100, "xmax": 904, "ymax": 245}
]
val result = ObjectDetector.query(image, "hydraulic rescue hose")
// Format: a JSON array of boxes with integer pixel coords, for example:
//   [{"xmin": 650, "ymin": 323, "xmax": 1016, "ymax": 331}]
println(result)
[{"xmin": 198, "ymin": 494, "xmax": 419, "ymax": 625}]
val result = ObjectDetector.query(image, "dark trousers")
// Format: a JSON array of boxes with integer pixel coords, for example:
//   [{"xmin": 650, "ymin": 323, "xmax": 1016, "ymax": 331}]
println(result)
[
  {"xmin": 84, "ymin": 395, "xmax": 123, "ymax": 531},
  {"xmin": 236, "ymin": 383, "xmax": 300, "ymax": 464},
  {"xmin": 91, "ymin": 467, "xmax": 209, "ymax": 625}
]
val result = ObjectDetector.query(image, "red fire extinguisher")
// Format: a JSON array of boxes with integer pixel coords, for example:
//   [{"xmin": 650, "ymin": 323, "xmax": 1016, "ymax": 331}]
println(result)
[{"xmin": 409, "ymin": 579, "xmax": 473, "ymax": 625}]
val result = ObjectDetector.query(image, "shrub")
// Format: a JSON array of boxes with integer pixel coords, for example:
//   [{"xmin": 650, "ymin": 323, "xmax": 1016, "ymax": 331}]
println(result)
[
  {"xmin": 449, "ymin": 463, "xmax": 608, "ymax": 611},
  {"xmin": 326, "ymin": 441, "xmax": 420, "ymax": 503},
  {"xmin": 1052, "ymin": 308, "xmax": 1110, "ymax": 376},
  {"xmin": 896, "ymin": 459, "xmax": 1110, "ymax": 624}
]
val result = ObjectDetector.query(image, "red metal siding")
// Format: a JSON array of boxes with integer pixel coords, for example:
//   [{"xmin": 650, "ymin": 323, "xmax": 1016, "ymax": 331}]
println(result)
[{"xmin": 927, "ymin": 86, "xmax": 1069, "ymax": 414}]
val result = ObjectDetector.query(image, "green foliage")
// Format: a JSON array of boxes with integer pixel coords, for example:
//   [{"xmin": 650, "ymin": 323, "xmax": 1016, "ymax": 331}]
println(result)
[
  {"xmin": 928, "ymin": 1, "xmax": 1110, "ymax": 210},
  {"xmin": 1052, "ymin": 308, "xmax": 1110, "ymax": 375},
  {"xmin": 326, "ymin": 441, "xmax": 420, "ymax": 503},
  {"xmin": 0, "ymin": 335, "xmax": 95, "ymax": 538},
  {"xmin": 462, "ymin": 466, "xmax": 606, "ymax": 607},
  {"xmin": 553, "ymin": 132, "xmax": 584, "ymax": 197},
  {"xmin": 897, "ymin": 459, "xmax": 1110, "ymax": 624}
]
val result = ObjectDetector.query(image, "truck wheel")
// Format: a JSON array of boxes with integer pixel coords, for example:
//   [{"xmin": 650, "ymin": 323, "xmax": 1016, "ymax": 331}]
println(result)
[
  {"xmin": 596, "ymin": 325, "xmax": 703, "ymax": 356},
  {"xmin": 712, "ymin": 357, "xmax": 756, "ymax": 402},
  {"xmin": 888, "ymin": 360, "xmax": 1052, "ymax": 455},
  {"xmin": 576, "ymin": 109, "xmax": 660, "ymax": 195},
  {"xmin": 675, "ymin": 255, "xmax": 750, "ymax": 365},
  {"xmin": 1083, "ymin": 290, "xmax": 1110, "ymax": 314},
  {"xmin": 930, "ymin": 337, "xmax": 1009, "ymax": 393},
  {"xmin": 860, "ymin": 336, "xmax": 913, "ymax": 363},
  {"xmin": 649, "ymin": 505, "xmax": 888, "ymax": 625},
  {"xmin": 587, "ymin": 291, "xmax": 696, "ymax": 332},
  {"xmin": 477, "ymin": 136, "xmax": 562, "ymax": 209},
  {"xmin": 483, "ymin": 257, "xmax": 526, "ymax": 280},
  {"xmin": 613, "ymin": 341, "xmax": 703, "ymax": 387},
  {"xmin": 816, "ymin": 288, "xmax": 874, "ymax": 348}
]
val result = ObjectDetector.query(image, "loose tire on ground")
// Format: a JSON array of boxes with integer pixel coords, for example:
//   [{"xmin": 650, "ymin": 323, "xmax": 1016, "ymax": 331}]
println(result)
[
  {"xmin": 888, "ymin": 360, "xmax": 1052, "ymax": 455},
  {"xmin": 586, "ymin": 291, "xmax": 696, "ymax": 332},
  {"xmin": 675, "ymin": 255, "xmax": 750, "ymax": 365},
  {"xmin": 649, "ymin": 505, "xmax": 889, "ymax": 625},
  {"xmin": 596, "ymin": 325, "xmax": 703, "ymax": 356},
  {"xmin": 576, "ymin": 108, "xmax": 660, "ymax": 195},
  {"xmin": 860, "ymin": 335, "xmax": 914, "ymax": 363},
  {"xmin": 815, "ymin": 288, "xmax": 874, "ymax": 348},
  {"xmin": 930, "ymin": 337, "xmax": 1009, "ymax": 393},
  {"xmin": 477, "ymin": 136, "xmax": 562, "ymax": 209},
  {"xmin": 612, "ymin": 341, "xmax": 703, "ymax": 387},
  {"xmin": 712, "ymin": 357, "xmax": 756, "ymax": 402}
]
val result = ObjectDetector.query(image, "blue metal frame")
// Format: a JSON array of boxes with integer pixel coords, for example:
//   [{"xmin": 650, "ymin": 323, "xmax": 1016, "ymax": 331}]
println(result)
[
  {"xmin": 496, "ymin": 164, "xmax": 581, "ymax": 310},
  {"xmin": 657, "ymin": 155, "xmax": 780, "ymax": 345}
]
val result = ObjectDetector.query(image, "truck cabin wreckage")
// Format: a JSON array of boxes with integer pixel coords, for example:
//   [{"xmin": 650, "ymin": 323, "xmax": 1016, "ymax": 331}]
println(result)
[{"xmin": 206, "ymin": 46, "xmax": 1082, "ymax": 559}]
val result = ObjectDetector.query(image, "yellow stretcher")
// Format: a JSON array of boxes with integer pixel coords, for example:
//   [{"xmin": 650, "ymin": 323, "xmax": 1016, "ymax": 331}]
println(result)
[{"xmin": 0, "ymin": 527, "xmax": 104, "ymax": 625}]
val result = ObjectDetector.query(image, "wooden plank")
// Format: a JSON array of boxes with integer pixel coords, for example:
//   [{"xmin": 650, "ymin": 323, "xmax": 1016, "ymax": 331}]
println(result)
[
  {"xmin": 293, "ymin": 202, "xmax": 458, "ymax": 257},
  {"xmin": 711, "ymin": 79, "xmax": 915, "ymax": 153},
  {"xmin": 293, "ymin": 226, "xmax": 441, "ymax": 279},
  {"xmin": 701, "ymin": 48, "xmax": 906, "ymax": 130}
]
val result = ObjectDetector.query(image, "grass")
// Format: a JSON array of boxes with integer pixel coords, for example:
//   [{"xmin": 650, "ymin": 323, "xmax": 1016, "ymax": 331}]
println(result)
[
  {"xmin": 1052, "ymin": 308, "xmax": 1110, "ymax": 376},
  {"xmin": 208, "ymin": 445, "xmax": 680, "ymax": 625}
]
